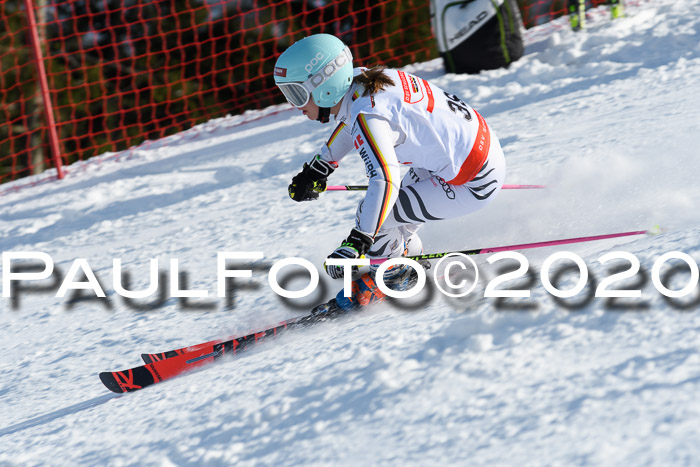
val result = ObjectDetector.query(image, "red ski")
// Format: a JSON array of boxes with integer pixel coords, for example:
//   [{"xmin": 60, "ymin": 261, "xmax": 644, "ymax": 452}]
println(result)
[
  {"xmin": 100, "ymin": 300, "xmax": 342, "ymax": 393},
  {"xmin": 139, "ymin": 318, "xmax": 305, "ymax": 364}
]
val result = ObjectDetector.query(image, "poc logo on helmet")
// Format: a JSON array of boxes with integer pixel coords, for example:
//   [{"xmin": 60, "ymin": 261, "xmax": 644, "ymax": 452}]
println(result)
[
  {"xmin": 305, "ymin": 52, "xmax": 326, "ymax": 73},
  {"xmin": 308, "ymin": 50, "xmax": 349, "ymax": 88}
]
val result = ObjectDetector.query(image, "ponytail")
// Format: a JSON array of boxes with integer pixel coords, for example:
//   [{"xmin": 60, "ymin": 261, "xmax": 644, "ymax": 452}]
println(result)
[{"xmin": 352, "ymin": 65, "xmax": 395, "ymax": 96}]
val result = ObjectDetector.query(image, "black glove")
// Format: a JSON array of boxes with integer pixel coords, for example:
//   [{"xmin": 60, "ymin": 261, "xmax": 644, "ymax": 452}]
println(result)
[
  {"xmin": 324, "ymin": 228, "xmax": 374, "ymax": 279},
  {"xmin": 288, "ymin": 156, "xmax": 336, "ymax": 202}
]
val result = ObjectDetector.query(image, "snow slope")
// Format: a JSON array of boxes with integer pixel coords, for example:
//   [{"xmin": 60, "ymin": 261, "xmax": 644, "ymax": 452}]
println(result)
[{"xmin": 1, "ymin": 0, "xmax": 699, "ymax": 464}]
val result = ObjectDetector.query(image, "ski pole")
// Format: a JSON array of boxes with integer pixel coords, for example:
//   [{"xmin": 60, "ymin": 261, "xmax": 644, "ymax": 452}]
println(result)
[
  {"xmin": 368, "ymin": 229, "xmax": 654, "ymax": 265},
  {"xmin": 326, "ymin": 184, "xmax": 545, "ymax": 191}
]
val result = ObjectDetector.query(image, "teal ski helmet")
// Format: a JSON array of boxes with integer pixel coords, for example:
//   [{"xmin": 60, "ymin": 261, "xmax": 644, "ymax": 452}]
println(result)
[{"xmin": 274, "ymin": 34, "xmax": 353, "ymax": 121}]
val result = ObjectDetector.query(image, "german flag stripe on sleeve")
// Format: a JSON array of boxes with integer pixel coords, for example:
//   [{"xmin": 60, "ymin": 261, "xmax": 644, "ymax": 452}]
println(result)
[
  {"xmin": 326, "ymin": 122, "xmax": 346, "ymax": 148},
  {"xmin": 357, "ymin": 114, "xmax": 395, "ymax": 236}
]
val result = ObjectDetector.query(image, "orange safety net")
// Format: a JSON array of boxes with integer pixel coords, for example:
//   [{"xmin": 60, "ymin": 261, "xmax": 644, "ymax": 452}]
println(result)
[
  {"xmin": 0, "ymin": 0, "xmax": 623, "ymax": 186},
  {"xmin": 1, "ymin": 0, "xmax": 436, "ymax": 185}
]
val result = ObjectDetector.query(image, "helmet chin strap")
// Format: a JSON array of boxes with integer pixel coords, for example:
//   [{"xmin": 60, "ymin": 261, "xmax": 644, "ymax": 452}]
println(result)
[{"xmin": 317, "ymin": 107, "xmax": 331, "ymax": 124}]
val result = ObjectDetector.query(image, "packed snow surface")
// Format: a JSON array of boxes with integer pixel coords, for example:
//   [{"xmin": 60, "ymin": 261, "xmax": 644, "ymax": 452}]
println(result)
[{"xmin": 1, "ymin": 0, "xmax": 699, "ymax": 464}]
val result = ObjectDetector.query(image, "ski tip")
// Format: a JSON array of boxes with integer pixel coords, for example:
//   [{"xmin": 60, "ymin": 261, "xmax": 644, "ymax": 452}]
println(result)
[{"xmin": 99, "ymin": 372, "xmax": 126, "ymax": 394}]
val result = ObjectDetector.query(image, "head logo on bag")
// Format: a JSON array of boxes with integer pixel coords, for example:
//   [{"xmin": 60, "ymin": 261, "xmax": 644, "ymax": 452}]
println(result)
[
  {"xmin": 431, "ymin": 0, "xmax": 500, "ymax": 51},
  {"xmin": 450, "ymin": 11, "xmax": 489, "ymax": 44},
  {"xmin": 430, "ymin": 0, "xmax": 523, "ymax": 74}
]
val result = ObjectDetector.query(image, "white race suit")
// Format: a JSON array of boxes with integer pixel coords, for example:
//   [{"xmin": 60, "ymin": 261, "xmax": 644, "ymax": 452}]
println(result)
[{"xmin": 318, "ymin": 68, "xmax": 506, "ymax": 260}]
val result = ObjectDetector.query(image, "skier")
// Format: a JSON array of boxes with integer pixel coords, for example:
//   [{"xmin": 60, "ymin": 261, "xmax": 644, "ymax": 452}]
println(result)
[{"xmin": 274, "ymin": 34, "xmax": 506, "ymax": 297}]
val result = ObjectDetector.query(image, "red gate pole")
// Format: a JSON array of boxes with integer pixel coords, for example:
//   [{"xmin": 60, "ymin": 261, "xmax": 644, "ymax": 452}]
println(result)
[{"xmin": 23, "ymin": 0, "xmax": 64, "ymax": 179}]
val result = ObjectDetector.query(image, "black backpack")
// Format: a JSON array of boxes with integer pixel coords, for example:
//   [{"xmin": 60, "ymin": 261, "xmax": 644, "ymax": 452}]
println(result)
[{"xmin": 431, "ymin": 0, "xmax": 524, "ymax": 74}]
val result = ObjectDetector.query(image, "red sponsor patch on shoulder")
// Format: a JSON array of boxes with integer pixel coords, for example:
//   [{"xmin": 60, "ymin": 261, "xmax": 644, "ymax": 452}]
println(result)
[{"xmin": 274, "ymin": 67, "xmax": 287, "ymax": 77}]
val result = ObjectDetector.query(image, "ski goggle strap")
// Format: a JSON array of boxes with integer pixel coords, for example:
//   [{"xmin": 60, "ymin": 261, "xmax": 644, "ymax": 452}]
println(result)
[{"xmin": 277, "ymin": 46, "xmax": 352, "ymax": 108}]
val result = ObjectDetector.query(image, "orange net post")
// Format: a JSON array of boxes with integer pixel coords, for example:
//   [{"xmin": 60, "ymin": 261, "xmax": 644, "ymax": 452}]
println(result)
[
  {"xmin": 23, "ymin": 0, "xmax": 64, "ymax": 180},
  {"xmin": 1, "ymin": 1, "xmax": 57, "ymax": 182}
]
